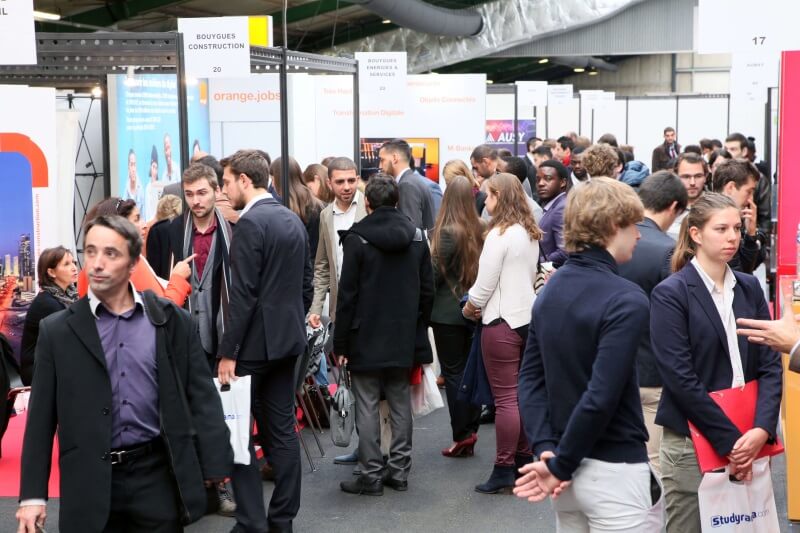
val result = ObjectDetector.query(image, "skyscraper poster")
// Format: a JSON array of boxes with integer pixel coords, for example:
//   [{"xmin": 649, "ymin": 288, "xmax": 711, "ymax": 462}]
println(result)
[{"xmin": 0, "ymin": 85, "xmax": 61, "ymax": 359}]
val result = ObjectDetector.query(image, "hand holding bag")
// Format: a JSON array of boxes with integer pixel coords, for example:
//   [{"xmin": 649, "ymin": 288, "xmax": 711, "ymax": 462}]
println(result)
[
  {"xmin": 330, "ymin": 365, "xmax": 355, "ymax": 447},
  {"xmin": 213, "ymin": 376, "xmax": 252, "ymax": 465},
  {"xmin": 697, "ymin": 457, "xmax": 779, "ymax": 532}
]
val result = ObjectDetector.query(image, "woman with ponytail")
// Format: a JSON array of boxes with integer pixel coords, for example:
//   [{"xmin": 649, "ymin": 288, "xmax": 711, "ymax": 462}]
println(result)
[{"xmin": 650, "ymin": 192, "xmax": 782, "ymax": 532}]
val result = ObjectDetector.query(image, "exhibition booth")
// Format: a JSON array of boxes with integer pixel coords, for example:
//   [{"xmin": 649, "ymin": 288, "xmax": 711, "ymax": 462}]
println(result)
[{"xmin": 3, "ymin": 13, "xmax": 800, "ymax": 527}]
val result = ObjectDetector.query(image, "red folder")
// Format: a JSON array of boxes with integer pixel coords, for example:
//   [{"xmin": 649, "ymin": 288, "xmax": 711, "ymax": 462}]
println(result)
[{"xmin": 687, "ymin": 380, "xmax": 784, "ymax": 473}]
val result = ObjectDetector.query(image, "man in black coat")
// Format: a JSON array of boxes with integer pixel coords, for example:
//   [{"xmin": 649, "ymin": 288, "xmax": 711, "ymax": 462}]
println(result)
[
  {"xmin": 334, "ymin": 175, "xmax": 434, "ymax": 496},
  {"xmin": 216, "ymin": 150, "xmax": 312, "ymax": 533},
  {"xmin": 617, "ymin": 171, "xmax": 687, "ymax": 474},
  {"xmin": 16, "ymin": 215, "xmax": 232, "ymax": 533}
]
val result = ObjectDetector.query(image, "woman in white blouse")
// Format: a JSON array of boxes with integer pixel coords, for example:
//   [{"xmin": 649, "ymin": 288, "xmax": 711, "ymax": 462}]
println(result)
[{"xmin": 463, "ymin": 172, "xmax": 542, "ymax": 494}]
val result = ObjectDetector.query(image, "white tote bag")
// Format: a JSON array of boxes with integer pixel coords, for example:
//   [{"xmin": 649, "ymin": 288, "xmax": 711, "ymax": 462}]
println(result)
[
  {"xmin": 214, "ymin": 375, "xmax": 252, "ymax": 465},
  {"xmin": 411, "ymin": 364, "xmax": 445, "ymax": 419},
  {"xmin": 698, "ymin": 457, "xmax": 779, "ymax": 532}
]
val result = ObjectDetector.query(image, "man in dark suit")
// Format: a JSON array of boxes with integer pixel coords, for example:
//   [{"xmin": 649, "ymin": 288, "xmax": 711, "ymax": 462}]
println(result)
[
  {"xmin": 378, "ymin": 139, "xmax": 434, "ymax": 230},
  {"xmin": 17, "ymin": 214, "xmax": 232, "ymax": 533},
  {"xmin": 536, "ymin": 159, "xmax": 570, "ymax": 267},
  {"xmin": 217, "ymin": 150, "xmax": 312, "ymax": 533},
  {"xmin": 617, "ymin": 171, "xmax": 688, "ymax": 473},
  {"xmin": 651, "ymin": 126, "xmax": 681, "ymax": 171},
  {"xmin": 334, "ymin": 175, "xmax": 434, "ymax": 496}
]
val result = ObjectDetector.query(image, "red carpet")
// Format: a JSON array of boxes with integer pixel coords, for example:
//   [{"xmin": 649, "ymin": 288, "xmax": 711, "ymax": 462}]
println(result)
[
  {"xmin": 0, "ymin": 385, "xmax": 338, "ymax": 495},
  {"xmin": 0, "ymin": 411, "xmax": 60, "ymax": 498}
]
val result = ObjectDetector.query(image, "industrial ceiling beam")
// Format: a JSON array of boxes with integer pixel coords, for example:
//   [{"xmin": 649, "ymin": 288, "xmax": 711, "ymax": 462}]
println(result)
[{"xmin": 35, "ymin": 0, "xmax": 194, "ymax": 32}]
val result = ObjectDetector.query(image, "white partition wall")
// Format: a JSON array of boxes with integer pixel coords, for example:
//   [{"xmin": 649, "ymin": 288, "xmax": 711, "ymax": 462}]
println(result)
[
  {"xmin": 627, "ymin": 97, "xmax": 678, "ymax": 163},
  {"xmin": 585, "ymin": 99, "xmax": 627, "ymax": 145},
  {"xmin": 677, "ymin": 96, "xmax": 729, "ymax": 152},
  {"xmin": 545, "ymin": 99, "xmax": 580, "ymax": 140},
  {"xmin": 486, "ymin": 92, "xmax": 515, "ymax": 120}
]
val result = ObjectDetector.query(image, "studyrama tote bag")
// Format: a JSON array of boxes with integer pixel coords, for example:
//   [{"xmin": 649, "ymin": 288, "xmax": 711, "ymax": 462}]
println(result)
[
  {"xmin": 698, "ymin": 457, "xmax": 779, "ymax": 532},
  {"xmin": 214, "ymin": 376, "xmax": 252, "ymax": 465}
]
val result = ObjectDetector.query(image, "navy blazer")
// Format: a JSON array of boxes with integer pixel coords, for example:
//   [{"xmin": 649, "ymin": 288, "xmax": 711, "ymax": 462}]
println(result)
[
  {"xmin": 650, "ymin": 263, "xmax": 782, "ymax": 457},
  {"xmin": 218, "ymin": 197, "xmax": 312, "ymax": 362},
  {"xmin": 617, "ymin": 217, "xmax": 674, "ymax": 387},
  {"xmin": 538, "ymin": 192, "xmax": 568, "ymax": 267}
]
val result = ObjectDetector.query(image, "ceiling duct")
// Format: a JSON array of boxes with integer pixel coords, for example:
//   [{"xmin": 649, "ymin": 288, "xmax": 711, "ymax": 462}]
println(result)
[
  {"xmin": 348, "ymin": 0, "xmax": 483, "ymax": 37},
  {"xmin": 325, "ymin": 0, "xmax": 643, "ymax": 73}
]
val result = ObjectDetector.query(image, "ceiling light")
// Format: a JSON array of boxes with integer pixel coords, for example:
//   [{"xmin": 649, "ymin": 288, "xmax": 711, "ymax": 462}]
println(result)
[
  {"xmin": 573, "ymin": 67, "xmax": 585, "ymax": 73},
  {"xmin": 538, "ymin": 58, "xmax": 549, "ymax": 64},
  {"xmin": 33, "ymin": 10, "xmax": 61, "ymax": 21},
  {"xmin": 588, "ymin": 70, "xmax": 599, "ymax": 76},
  {"xmin": 486, "ymin": 80, "xmax": 494, "ymax": 84},
  {"xmin": 91, "ymin": 85, "xmax": 103, "ymax": 98},
  {"xmin": 382, "ymin": 19, "xmax": 391, "ymax": 24}
]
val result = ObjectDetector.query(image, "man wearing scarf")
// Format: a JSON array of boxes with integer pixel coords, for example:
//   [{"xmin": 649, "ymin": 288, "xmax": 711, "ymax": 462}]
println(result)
[{"xmin": 166, "ymin": 162, "xmax": 235, "ymax": 516}]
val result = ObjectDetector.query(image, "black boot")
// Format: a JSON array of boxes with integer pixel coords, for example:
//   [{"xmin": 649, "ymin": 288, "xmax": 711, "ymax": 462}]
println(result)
[
  {"xmin": 475, "ymin": 465, "xmax": 516, "ymax": 494},
  {"xmin": 514, "ymin": 453, "xmax": 534, "ymax": 479},
  {"xmin": 340, "ymin": 475, "xmax": 384, "ymax": 496}
]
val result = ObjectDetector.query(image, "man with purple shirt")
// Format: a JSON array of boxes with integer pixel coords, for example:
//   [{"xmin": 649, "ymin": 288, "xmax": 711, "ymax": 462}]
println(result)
[{"xmin": 16, "ymin": 215, "xmax": 232, "ymax": 533}]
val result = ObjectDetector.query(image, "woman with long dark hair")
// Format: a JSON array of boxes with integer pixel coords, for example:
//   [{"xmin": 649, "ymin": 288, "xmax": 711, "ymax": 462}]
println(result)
[
  {"xmin": 77, "ymin": 197, "xmax": 194, "ymax": 306},
  {"xmin": 20, "ymin": 246, "xmax": 79, "ymax": 384},
  {"xmin": 430, "ymin": 176, "xmax": 485, "ymax": 458},
  {"xmin": 463, "ymin": 173, "xmax": 541, "ymax": 494},
  {"xmin": 271, "ymin": 157, "xmax": 324, "ymax": 262},
  {"xmin": 651, "ymin": 193, "xmax": 781, "ymax": 532}
]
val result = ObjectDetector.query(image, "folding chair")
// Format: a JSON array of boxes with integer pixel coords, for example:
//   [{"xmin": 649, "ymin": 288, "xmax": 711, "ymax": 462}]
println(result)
[{"xmin": 292, "ymin": 327, "xmax": 326, "ymax": 471}]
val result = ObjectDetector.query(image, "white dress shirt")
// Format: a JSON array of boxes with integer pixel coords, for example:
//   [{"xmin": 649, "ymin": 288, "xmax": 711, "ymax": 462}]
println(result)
[
  {"xmin": 332, "ymin": 191, "xmax": 362, "ymax": 277},
  {"xmin": 240, "ymin": 191, "xmax": 273, "ymax": 217},
  {"xmin": 691, "ymin": 258, "xmax": 746, "ymax": 387}
]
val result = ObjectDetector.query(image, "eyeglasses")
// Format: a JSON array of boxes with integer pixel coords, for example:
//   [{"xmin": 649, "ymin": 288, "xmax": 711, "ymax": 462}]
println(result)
[{"xmin": 679, "ymin": 173, "xmax": 706, "ymax": 181}]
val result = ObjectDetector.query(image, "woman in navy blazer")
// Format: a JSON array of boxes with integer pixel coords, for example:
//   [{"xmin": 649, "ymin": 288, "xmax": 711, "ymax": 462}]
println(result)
[{"xmin": 650, "ymin": 193, "xmax": 782, "ymax": 533}]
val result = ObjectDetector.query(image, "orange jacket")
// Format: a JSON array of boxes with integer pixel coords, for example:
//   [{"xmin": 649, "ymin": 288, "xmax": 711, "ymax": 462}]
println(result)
[{"xmin": 78, "ymin": 255, "xmax": 191, "ymax": 307}]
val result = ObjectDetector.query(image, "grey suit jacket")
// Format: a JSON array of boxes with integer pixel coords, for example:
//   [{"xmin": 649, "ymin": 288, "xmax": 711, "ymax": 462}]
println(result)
[
  {"xmin": 397, "ymin": 168, "xmax": 435, "ymax": 230},
  {"xmin": 310, "ymin": 194, "xmax": 368, "ymax": 321}
]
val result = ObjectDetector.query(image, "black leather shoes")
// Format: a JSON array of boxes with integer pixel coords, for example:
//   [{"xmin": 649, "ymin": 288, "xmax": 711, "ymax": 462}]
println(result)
[
  {"xmin": 382, "ymin": 476, "xmax": 408, "ymax": 492},
  {"xmin": 340, "ymin": 476, "xmax": 383, "ymax": 496}
]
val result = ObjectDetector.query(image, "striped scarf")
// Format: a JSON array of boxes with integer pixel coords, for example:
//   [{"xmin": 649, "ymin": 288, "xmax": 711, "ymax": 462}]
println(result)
[{"xmin": 181, "ymin": 207, "xmax": 232, "ymax": 340}]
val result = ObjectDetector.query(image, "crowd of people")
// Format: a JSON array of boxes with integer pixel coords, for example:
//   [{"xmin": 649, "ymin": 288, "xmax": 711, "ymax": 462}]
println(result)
[{"xmin": 10, "ymin": 127, "xmax": 793, "ymax": 532}]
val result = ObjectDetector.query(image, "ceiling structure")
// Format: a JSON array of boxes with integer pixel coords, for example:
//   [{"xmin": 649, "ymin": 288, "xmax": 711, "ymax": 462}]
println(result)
[{"xmin": 31, "ymin": 0, "xmax": 646, "ymax": 82}]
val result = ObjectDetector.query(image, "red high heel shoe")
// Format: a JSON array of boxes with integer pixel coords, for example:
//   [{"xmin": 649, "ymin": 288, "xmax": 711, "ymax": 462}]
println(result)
[{"xmin": 442, "ymin": 433, "xmax": 477, "ymax": 457}]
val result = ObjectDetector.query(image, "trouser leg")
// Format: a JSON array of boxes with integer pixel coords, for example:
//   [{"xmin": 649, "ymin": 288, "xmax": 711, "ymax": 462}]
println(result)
[
  {"xmin": 254, "ymin": 357, "xmax": 302, "ymax": 531},
  {"xmin": 481, "ymin": 322, "xmax": 527, "ymax": 465},
  {"xmin": 432, "ymin": 323, "xmax": 481, "ymax": 441},
  {"xmin": 351, "ymin": 370, "xmax": 384, "ymax": 482},
  {"xmin": 382, "ymin": 368, "xmax": 413, "ymax": 482},
  {"xmin": 640, "ymin": 387, "xmax": 663, "ymax": 476},
  {"xmin": 660, "ymin": 428, "xmax": 702, "ymax": 533}
]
